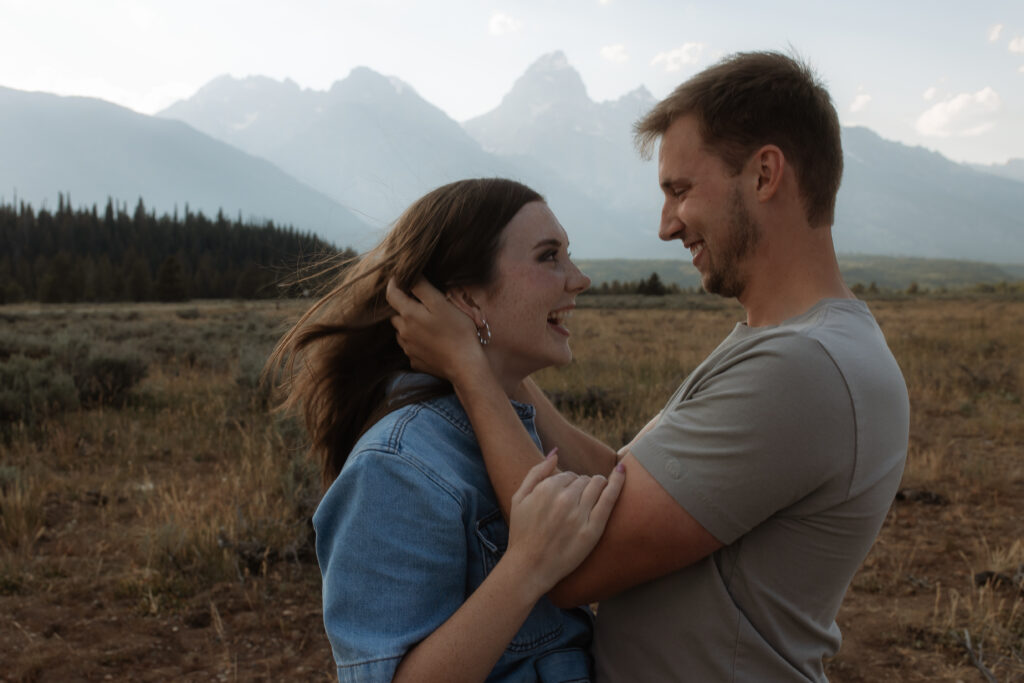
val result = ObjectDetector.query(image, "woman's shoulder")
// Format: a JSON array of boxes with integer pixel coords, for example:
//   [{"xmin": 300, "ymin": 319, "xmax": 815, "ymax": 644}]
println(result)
[
  {"xmin": 343, "ymin": 394, "xmax": 486, "ymax": 498},
  {"xmin": 355, "ymin": 393, "xmax": 475, "ymax": 454}
]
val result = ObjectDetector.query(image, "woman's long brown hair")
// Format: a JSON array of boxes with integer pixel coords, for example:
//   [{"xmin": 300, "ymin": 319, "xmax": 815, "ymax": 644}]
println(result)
[{"xmin": 265, "ymin": 178, "xmax": 543, "ymax": 488}]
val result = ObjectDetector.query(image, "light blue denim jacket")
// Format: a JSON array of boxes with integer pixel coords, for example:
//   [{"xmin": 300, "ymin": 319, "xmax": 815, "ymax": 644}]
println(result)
[{"xmin": 313, "ymin": 387, "xmax": 594, "ymax": 682}]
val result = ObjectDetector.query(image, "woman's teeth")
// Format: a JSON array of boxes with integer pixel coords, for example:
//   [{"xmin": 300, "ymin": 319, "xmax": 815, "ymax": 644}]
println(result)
[{"xmin": 548, "ymin": 310, "xmax": 572, "ymax": 324}]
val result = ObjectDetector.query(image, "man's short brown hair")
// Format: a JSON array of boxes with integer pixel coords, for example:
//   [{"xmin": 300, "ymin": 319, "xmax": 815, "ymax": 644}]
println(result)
[{"xmin": 635, "ymin": 51, "xmax": 843, "ymax": 228}]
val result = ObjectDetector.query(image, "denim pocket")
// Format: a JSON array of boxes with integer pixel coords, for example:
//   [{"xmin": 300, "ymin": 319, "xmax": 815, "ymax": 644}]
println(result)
[
  {"xmin": 534, "ymin": 647, "xmax": 593, "ymax": 682},
  {"xmin": 475, "ymin": 509, "xmax": 565, "ymax": 652}
]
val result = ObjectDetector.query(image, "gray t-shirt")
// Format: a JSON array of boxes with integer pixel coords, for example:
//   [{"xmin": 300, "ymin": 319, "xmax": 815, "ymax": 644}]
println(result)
[{"xmin": 594, "ymin": 298, "xmax": 909, "ymax": 682}]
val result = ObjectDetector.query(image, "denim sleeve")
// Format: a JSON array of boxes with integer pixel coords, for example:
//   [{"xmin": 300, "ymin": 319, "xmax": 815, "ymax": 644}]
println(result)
[{"xmin": 313, "ymin": 448, "xmax": 467, "ymax": 683}]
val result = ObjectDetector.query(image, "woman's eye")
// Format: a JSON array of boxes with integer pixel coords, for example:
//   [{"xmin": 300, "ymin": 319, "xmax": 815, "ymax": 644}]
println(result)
[{"xmin": 540, "ymin": 250, "xmax": 557, "ymax": 262}]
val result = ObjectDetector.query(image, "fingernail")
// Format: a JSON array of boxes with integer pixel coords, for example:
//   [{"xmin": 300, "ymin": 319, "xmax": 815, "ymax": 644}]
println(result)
[
  {"xmin": 615, "ymin": 463, "xmax": 625, "ymax": 473},
  {"xmin": 546, "ymin": 448, "xmax": 558, "ymax": 459}
]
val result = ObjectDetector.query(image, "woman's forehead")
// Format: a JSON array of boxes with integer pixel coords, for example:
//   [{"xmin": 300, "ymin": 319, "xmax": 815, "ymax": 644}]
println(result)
[{"xmin": 501, "ymin": 201, "xmax": 569, "ymax": 249}]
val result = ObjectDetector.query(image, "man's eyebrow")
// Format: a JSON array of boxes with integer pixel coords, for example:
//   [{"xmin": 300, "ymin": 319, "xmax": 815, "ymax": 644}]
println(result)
[{"xmin": 661, "ymin": 177, "xmax": 690, "ymax": 192}]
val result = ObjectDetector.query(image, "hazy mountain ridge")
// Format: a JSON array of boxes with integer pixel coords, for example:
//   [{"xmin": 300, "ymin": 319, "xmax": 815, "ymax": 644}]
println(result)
[
  {"xmin": 0, "ymin": 86, "xmax": 371, "ymax": 250},
  {"xmin": 464, "ymin": 51, "xmax": 659, "ymax": 214},
  {"xmin": 157, "ymin": 63, "xmax": 667, "ymax": 256},
  {"xmin": 458, "ymin": 53, "xmax": 1023, "ymax": 263},
  {"xmin": 835, "ymin": 127, "xmax": 1023, "ymax": 261},
  {"xmin": 970, "ymin": 159, "xmax": 1024, "ymax": 183},
  {"xmin": 3, "ymin": 51, "xmax": 1022, "ymax": 263}
]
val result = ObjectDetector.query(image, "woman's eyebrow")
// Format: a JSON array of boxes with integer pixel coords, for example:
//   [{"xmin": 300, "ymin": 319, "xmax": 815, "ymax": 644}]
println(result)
[{"xmin": 532, "ymin": 238, "xmax": 562, "ymax": 250}]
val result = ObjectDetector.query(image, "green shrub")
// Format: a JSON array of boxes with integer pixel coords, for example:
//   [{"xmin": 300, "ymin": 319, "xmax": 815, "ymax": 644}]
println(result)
[
  {"xmin": 0, "ymin": 355, "xmax": 80, "ymax": 426},
  {"xmin": 74, "ymin": 352, "xmax": 149, "ymax": 407},
  {"xmin": 0, "ymin": 335, "xmax": 149, "ymax": 428},
  {"xmin": 235, "ymin": 343, "xmax": 275, "ymax": 410},
  {"xmin": 52, "ymin": 336, "xmax": 149, "ymax": 407}
]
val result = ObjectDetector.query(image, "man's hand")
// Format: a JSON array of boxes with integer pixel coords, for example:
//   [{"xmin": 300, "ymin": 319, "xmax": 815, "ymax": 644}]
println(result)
[{"xmin": 386, "ymin": 278, "xmax": 485, "ymax": 383}]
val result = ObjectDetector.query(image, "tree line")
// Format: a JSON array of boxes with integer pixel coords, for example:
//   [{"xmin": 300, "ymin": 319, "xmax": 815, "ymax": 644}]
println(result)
[
  {"xmin": 0, "ymin": 195, "xmax": 355, "ymax": 303},
  {"xmin": 582, "ymin": 272, "xmax": 682, "ymax": 296}
]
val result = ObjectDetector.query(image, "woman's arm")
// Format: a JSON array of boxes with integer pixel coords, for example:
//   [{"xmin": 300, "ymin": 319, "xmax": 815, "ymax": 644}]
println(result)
[
  {"xmin": 515, "ymin": 378, "xmax": 618, "ymax": 476},
  {"xmin": 393, "ymin": 454, "xmax": 624, "ymax": 682}
]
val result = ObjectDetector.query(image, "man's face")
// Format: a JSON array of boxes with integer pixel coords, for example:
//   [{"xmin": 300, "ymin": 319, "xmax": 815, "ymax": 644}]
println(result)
[{"xmin": 657, "ymin": 116, "xmax": 762, "ymax": 298}]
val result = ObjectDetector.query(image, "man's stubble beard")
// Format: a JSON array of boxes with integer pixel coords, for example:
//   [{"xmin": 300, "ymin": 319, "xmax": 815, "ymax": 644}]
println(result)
[{"xmin": 703, "ymin": 184, "xmax": 762, "ymax": 299}]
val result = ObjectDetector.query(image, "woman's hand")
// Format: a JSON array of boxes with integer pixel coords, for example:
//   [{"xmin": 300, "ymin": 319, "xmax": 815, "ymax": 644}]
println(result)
[
  {"xmin": 504, "ymin": 451, "xmax": 625, "ymax": 598},
  {"xmin": 392, "ymin": 449, "xmax": 621, "ymax": 683},
  {"xmin": 386, "ymin": 278, "xmax": 485, "ymax": 383}
]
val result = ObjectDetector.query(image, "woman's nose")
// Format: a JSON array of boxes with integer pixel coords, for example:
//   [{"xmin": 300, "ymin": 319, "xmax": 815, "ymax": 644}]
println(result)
[{"xmin": 568, "ymin": 263, "xmax": 591, "ymax": 293}]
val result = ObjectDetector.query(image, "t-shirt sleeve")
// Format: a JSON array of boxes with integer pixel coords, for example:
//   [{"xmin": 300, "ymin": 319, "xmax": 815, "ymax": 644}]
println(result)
[
  {"xmin": 631, "ymin": 334, "xmax": 856, "ymax": 545},
  {"xmin": 313, "ymin": 449, "xmax": 467, "ymax": 683}
]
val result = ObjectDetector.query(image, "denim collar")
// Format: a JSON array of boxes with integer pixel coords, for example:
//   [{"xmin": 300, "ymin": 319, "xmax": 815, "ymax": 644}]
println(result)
[{"xmin": 390, "ymin": 372, "xmax": 536, "ymax": 436}]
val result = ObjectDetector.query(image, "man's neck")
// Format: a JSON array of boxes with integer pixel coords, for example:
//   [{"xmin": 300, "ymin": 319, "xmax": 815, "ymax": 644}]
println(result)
[{"xmin": 738, "ymin": 227, "xmax": 853, "ymax": 327}]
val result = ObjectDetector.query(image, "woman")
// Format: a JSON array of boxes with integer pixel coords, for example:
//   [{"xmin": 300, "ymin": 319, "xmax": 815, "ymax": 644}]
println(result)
[{"xmin": 267, "ymin": 178, "xmax": 624, "ymax": 682}]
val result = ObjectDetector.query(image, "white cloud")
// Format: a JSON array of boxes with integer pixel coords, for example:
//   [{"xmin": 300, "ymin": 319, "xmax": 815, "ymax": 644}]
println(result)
[
  {"xmin": 601, "ymin": 44, "xmax": 628, "ymax": 63},
  {"xmin": 651, "ymin": 43, "xmax": 706, "ymax": 72},
  {"xmin": 915, "ymin": 87, "xmax": 1002, "ymax": 138},
  {"xmin": 489, "ymin": 12, "xmax": 523, "ymax": 36},
  {"xmin": 1010, "ymin": 36, "xmax": 1024, "ymax": 53},
  {"xmin": 1019, "ymin": 64, "xmax": 1024, "ymax": 73},
  {"xmin": 988, "ymin": 24, "xmax": 1003, "ymax": 42},
  {"xmin": 850, "ymin": 93, "xmax": 872, "ymax": 113},
  {"xmin": 923, "ymin": 86, "xmax": 937, "ymax": 100}
]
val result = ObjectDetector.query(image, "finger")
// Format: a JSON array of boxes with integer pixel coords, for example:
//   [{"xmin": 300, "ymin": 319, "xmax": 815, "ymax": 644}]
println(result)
[
  {"xmin": 513, "ymin": 449, "xmax": 559, "ymax": 503},
  {"xmin": 409, "ymin": 278, "xmax": 448, "ymax": 313},
  {"xmin": 385, "ymin": 278, "xmax": 415, "ymax": 314},
  {"xmin": 577, "ymin": 474, "xmax": 609, "ymax": 510},
  {"xmin": 534, "ymin": 470, "xmax": 579, "ymax": 494},
  {"xmin": 587, "ymin": 462, "xmax": 625, "ymax": 527},
  {"xmin": 561, "ymin": 474, "xmax": 591, "ymax": 503}
]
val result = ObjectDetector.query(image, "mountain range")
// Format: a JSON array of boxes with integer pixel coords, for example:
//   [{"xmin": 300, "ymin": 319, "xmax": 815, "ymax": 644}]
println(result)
[
  {"xmin": 2, "ymin": 52, "xmax": 1022, "ymax": 263},
  {"xmin": 0, "ymin": 86, "xmax": 370, "ymax": 249}
]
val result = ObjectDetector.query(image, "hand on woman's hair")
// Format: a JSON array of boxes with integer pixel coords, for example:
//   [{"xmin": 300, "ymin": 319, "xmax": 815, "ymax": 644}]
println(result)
[{"xmin": 386, "ymin": 278, "xmax": 484, "ymax": 381}]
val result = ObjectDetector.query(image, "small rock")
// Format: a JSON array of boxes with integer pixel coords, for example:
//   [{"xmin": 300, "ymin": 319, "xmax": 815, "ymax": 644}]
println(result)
[{"xmin": 895, "ymin": 488, "xmax": 949, "ymax": 505}]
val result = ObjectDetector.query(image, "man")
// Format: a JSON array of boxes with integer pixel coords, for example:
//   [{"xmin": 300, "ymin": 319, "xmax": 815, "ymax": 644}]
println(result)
[{"xmin": 387, "ymin": 51, "xmax": 909, "ymax": 681}]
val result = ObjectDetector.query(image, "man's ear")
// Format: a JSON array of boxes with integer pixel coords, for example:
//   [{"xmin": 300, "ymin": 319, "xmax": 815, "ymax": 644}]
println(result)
[
  {"xmin": 750, "ymin": 145, "xmax": 784, "ymax": 200},
  {"xmin": 445, "ymin": 286, "xmax": 486, "ymax": 328}
]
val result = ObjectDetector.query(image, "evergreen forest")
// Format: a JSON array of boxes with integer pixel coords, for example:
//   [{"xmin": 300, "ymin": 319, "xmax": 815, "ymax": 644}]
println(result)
[{"xmin": 0, "ymin": 195, "xmax": 354, "ymax": 304}]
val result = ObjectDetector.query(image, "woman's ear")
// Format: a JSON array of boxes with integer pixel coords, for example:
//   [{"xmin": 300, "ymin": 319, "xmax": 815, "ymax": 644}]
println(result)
[{"xmin": 445, "ymin": 286, "xmax": 486, "ymax": 328}]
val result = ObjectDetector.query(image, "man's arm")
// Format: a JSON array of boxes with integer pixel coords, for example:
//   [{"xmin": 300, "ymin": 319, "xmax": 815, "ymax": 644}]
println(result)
[
  {"xmin": 388, "ymin": 279, "xmax": 722, "ymax": 604},
  {"xmin": 449, "ymin": 365, "xmax": 721, "ymax": 606}
]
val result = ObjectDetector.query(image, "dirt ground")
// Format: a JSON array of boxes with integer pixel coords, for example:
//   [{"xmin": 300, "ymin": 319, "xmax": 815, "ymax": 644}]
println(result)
[
  {"xmin": 2, "ymin": 297, "xmax": 1022, "ymax": 681},
  {"xmin": 3, "ymin": 480, "xmax": 1020, "ymax": 681}
]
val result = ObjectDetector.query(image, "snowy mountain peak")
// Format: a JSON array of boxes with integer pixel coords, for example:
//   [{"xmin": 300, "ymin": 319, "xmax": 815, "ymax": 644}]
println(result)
[
  {"xmin": 329, "ymin": 66, "xmax": 419, "ymax": 104},
  {"xmin": 527, "ymin": 50, "xmax": 572, "ymax": 73}
]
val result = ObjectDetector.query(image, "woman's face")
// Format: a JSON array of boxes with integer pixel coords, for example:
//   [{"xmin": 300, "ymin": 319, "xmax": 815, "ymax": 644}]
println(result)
[{"xmin": 470, "ymin": 201, "xmax": 591, "ymax": 386}]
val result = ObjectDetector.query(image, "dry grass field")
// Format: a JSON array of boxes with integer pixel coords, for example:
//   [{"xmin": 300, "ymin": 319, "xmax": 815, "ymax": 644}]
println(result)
[{"xmin": 0, "ymin": 294, "xmax": 1021, "ymax": 682}]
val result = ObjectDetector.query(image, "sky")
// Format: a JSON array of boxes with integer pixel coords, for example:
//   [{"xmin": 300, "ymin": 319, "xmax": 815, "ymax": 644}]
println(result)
[{"xmin": 2, "ymin": 0, "xmax": 1023, "ymax": 166}]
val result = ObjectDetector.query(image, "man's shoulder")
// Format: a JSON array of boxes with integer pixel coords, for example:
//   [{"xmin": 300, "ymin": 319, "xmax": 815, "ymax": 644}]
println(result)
[{"xmin": 721, "ymin": 298, "xmax": 891, "ymax": 367}]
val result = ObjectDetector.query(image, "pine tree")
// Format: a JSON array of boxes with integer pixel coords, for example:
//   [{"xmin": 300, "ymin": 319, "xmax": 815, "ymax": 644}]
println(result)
[{"xmin": 156, "ymin": 254, "xmax": 188, "ymax": 302}]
